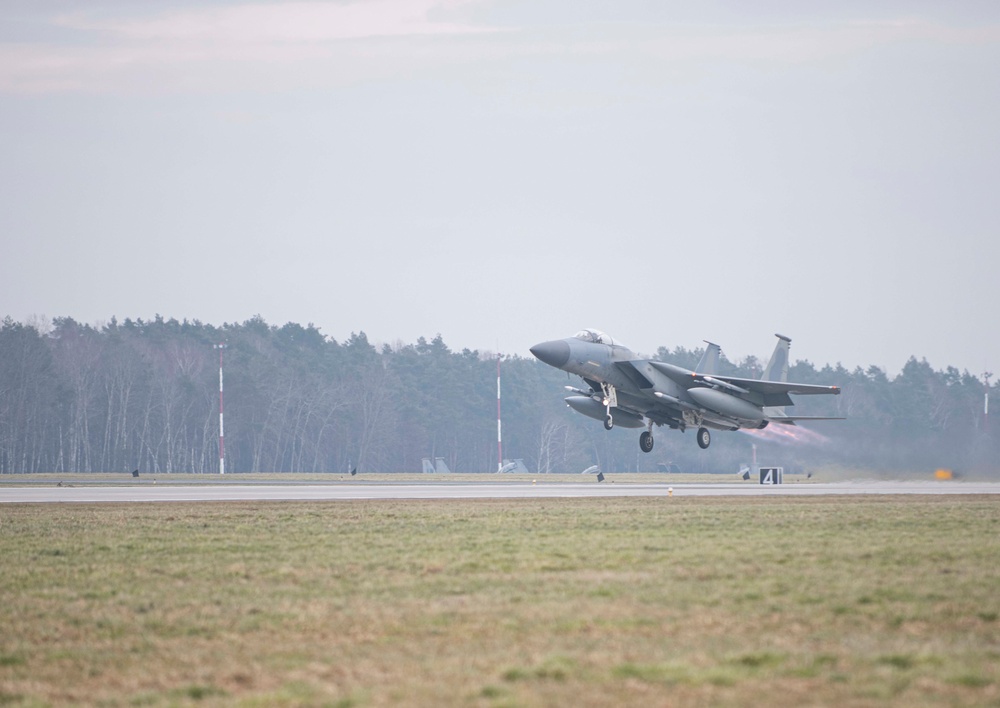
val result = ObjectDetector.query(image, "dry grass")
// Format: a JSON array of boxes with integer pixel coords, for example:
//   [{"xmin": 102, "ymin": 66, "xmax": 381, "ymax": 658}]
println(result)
[{"xmin": 1, "ymin": 496, "xmax": 998, "ymax": 706}]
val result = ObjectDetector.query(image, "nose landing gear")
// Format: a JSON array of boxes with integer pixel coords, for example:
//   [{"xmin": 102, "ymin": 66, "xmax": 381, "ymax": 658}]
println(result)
[{"xmin": 601, "ymin": 383, "xmax": 618, "ymax": 430}]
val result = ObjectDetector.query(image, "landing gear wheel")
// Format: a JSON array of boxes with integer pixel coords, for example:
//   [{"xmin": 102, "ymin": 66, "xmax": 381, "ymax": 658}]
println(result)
[
  {"xmin": 639, "ymin": 431, "xmax": 654, "ymax": 453},
  {"xmin": 696, "ymin": 427, "xmax": 711, "ymax": 449},
  {"xmin": 603, "ymin": 415, "xmax": 614, "ymax": 431}
]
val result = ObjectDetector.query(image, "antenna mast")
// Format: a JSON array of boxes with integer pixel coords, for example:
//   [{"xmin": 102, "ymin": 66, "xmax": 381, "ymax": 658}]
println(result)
[
  {"xmin": 214, "ymin": 343, "xmax": 227, "ymax": 474},
  {"xmin": 497, "ymin": 354, "xmax": 502, "ymax": 472},
  {"xmin": 985, "ymin": 371, "xmax": 993, "ymax": 428}
]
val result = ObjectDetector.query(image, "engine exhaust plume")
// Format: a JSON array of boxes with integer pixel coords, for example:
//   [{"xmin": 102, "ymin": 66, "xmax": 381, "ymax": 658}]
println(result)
[{"xmin": 741, "ymin": 424, "xmax": 830, "ymax": 447}]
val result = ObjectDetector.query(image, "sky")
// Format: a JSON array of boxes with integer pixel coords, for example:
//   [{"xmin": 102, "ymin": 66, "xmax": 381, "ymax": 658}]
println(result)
[{"xmin": 2, "ymin": 1, "xmax": 999, "ymax": 376}]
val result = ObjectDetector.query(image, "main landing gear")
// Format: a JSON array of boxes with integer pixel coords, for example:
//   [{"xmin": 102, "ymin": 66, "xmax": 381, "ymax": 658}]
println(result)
[{"xmin": 637, "ymin": 425, "xmax": 709, "ymax": 452}]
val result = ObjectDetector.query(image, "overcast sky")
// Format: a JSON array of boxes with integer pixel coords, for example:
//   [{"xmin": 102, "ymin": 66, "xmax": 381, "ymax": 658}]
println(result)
[{"xmin": 2, "ymin": 1, "xmax": 998, "ymax": 376}]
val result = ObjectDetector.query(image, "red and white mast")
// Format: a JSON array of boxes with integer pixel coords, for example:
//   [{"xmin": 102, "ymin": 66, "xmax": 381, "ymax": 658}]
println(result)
[
  {"xmin": 497, "ymin": 354, "xmax": 502, "ymax": 473},
  {"xmin": 215, "ymin": 343, "xmax": 227, "ymax": 474},
  {"xmin": 985, "ymin": 371, "xmax": 993, "ymax": 430}
]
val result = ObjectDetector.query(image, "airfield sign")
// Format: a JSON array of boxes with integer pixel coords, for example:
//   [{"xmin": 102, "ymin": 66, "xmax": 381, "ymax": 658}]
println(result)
[{"xmin": 759, "ymin": 467, "xmax": 784, "ymax": 485}]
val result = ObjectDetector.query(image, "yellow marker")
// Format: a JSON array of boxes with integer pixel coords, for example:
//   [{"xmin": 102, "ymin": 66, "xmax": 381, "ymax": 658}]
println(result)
[
  {"xmin": 668, "ymin": 486, "xmax": 673, "ymax": 497},
  {"xmin": 935, "ymin": 469, "xmax": 953, "ymax": 480}
]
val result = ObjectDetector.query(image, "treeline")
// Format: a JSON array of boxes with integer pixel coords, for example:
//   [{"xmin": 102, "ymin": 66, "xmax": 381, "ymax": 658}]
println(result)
[{"xmin": 0, "ymin": 316, "xmax": 996, "ymax": 476}]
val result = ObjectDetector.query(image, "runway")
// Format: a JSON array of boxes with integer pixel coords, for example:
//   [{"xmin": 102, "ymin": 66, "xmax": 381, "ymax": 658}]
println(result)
[{"xmin": 2, "ymin": 481, "xmax": 999, "ymax": 503}]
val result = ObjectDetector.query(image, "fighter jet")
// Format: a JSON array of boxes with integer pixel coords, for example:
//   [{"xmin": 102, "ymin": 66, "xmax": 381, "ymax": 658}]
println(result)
[{"xmin": 530, "ymin": 330, "xmax": 842, "ymax": 451}]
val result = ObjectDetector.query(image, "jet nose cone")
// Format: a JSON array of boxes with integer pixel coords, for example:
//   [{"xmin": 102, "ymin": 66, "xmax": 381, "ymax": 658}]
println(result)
[{"xmin": 530, "ymin": 340, "xmax": 571, "ymax": 369}]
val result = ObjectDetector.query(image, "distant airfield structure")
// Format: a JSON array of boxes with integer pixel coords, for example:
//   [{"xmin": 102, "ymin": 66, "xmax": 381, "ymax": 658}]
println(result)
[
  {"xmin": 499, "ymin": 459, "xmax": 530, "ymax": 474},
  {"xmin": 422, "ymin": 457, "xmax": 452, "ymax": 474}
]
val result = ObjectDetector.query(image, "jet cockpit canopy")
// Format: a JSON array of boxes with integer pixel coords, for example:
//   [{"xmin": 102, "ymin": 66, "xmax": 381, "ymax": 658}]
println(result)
[{"xmin": 573, "ymin": 329, "xmax": 620, "ymax": 346}]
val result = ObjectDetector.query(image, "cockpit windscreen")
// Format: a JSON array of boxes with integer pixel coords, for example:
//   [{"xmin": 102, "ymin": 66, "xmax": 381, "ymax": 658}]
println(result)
[{"xmin": 573, "ymin": 329, "xmax": 619, "ymax": 346}]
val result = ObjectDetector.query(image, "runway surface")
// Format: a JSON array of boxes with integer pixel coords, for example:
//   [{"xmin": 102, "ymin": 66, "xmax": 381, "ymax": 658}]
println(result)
[{"xmin": 2, "ymin": 481, "xmax": 999, "ymax": 503}]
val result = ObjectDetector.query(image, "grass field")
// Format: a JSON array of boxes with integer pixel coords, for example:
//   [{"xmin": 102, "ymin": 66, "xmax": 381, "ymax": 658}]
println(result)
[{"xmin": 1, "ymin": 496, "xmax": 999, "ymax": 706}]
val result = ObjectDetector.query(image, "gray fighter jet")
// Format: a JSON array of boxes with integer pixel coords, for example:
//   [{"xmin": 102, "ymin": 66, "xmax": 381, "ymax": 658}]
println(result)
[{"xmin": 530, "ymin": 330, "xmax": 842, "ymax": 451}]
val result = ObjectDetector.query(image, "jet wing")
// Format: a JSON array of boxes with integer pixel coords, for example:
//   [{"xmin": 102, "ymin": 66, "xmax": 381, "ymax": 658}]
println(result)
[
  {"xmin": 706, "ymin": 375, "xmax": 841, "ymax": 396},
  {"xmin": 696, "ymin": 374, "xmax": 840, "ymax": 407},
  {"xmin": 648, "ymin": 361, "xmax": 840, "ymax": 407},
  {"xmin": 612, "ymin": 361, "xmax": 689, "ymax": 425},
  {"xmin": 613, "ymin": 361, "xmax": 655, "ymax": 390}
]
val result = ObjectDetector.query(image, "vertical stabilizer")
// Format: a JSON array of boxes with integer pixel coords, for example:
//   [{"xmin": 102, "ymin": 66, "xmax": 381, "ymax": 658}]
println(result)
[
  {"xmin": 762, "ymin": 334, "xmax": 791, "ymax": 382},
  {"xmin": 762, "ymin": 334, "xmax": 792, "ymax": 418},
  {"xmin": 695, "ymin": 341, "xmax": 721, "ymax": 374}
]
